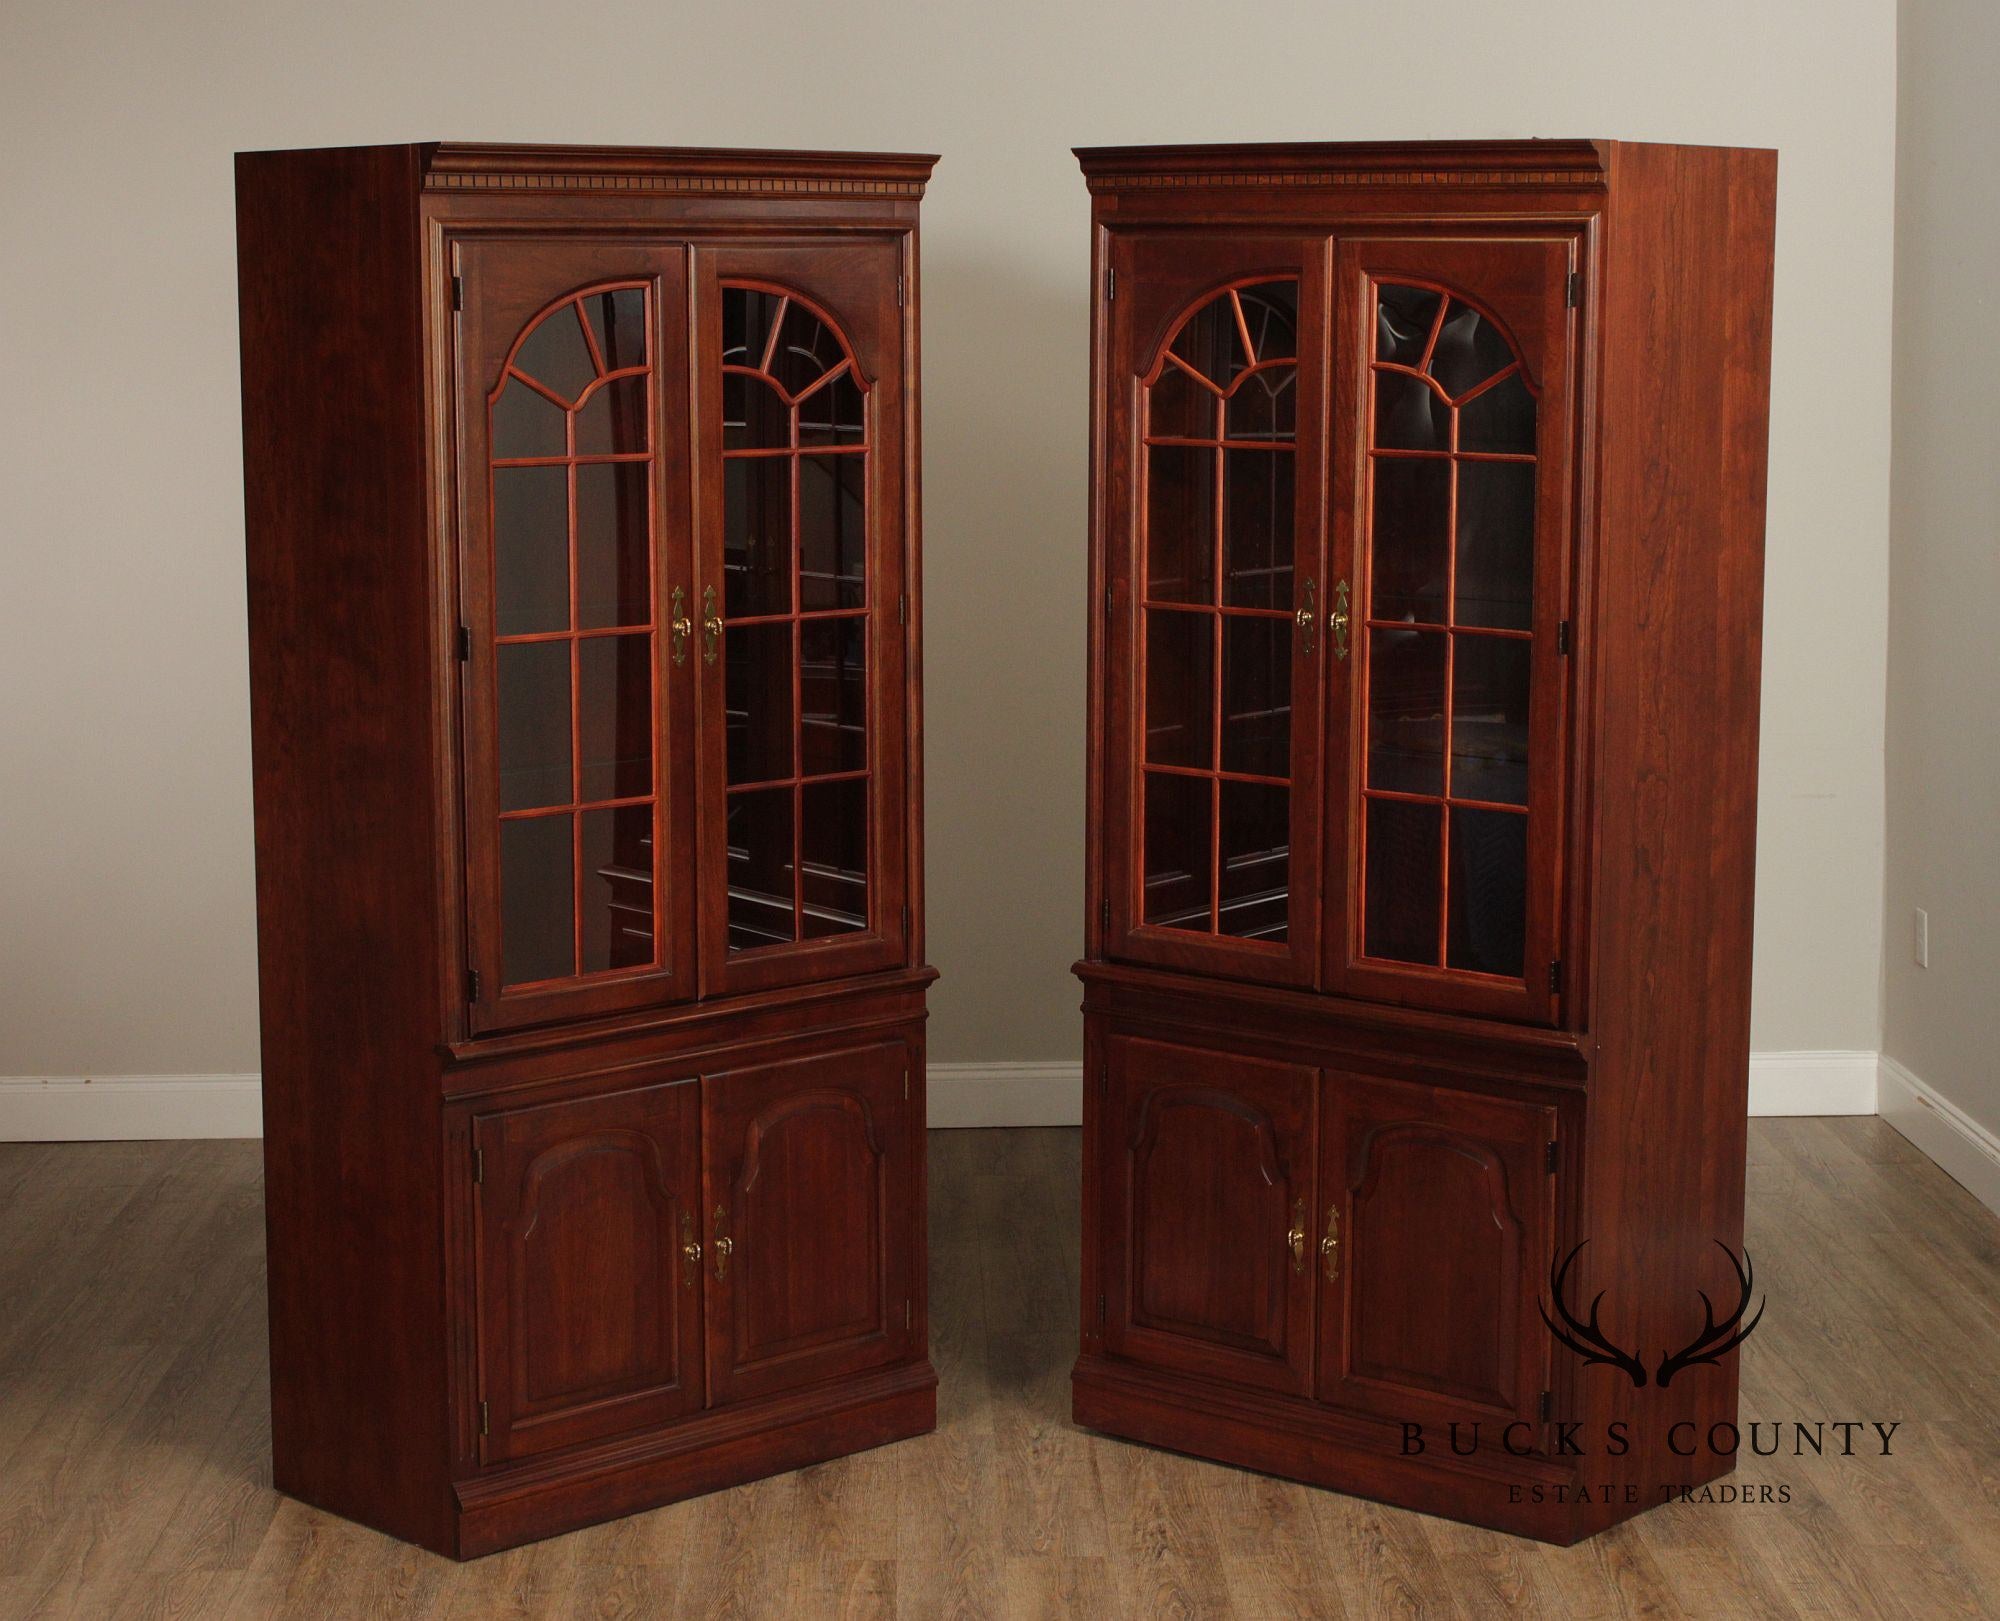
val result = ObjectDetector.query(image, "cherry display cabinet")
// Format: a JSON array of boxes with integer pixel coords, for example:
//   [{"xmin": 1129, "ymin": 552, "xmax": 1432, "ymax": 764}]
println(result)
[
  {"xmin": 1072, "ymin": 140, "xmax": 1776, "ymax": 1544},
  {"xmin": 237, "ymin": 142, "xmax": 938, "ymax": 1558}
]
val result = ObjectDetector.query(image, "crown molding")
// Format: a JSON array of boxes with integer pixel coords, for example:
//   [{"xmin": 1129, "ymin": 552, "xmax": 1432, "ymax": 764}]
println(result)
[
  {"xmin": 423, "ymin": 142, "xmax": 938, "ymax": 199},
  {"xmin": 1074, "ymin": 139, "xmax": 1610, "ymax": 194}
]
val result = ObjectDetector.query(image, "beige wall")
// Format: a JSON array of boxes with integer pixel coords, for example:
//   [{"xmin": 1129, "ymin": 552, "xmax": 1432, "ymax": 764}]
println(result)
[
  {"xmin": 1883, "ymin": 0, "xmax": 2000, "ymax": 1125},
  {"xmin": 0, "ymin": 0, "xmax": 1894, "ymax": 1076}
]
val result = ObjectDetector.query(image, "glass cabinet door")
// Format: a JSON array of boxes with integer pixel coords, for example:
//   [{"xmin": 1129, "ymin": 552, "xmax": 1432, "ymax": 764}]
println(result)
[
  {"xmin": 1102, "ymin": 234, "xmax": 1327, "ymax": 988},
  {"xmin": 456, "ymin": 242, "xmax": 698, "ymax": 1034},
  {"xmin": 1328, "ymin": 236, "xmax": 1576, "ymax": 1024},
  {"xmin": 693, "ymin": 244, "xmax": 909, "ymax": 995}
]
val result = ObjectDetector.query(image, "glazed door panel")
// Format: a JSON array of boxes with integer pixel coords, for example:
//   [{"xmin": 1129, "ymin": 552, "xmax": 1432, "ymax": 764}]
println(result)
[
  {"xmin": 456, "ymin": 239, "xmax": 699, "ymax": 1034},
  {"xmin": 692, "ymin": 242, "xmax": 910, "ymax": 998},
  {"xmin": 1327, "ymin": 235, "xmax": 1576, "ymax": 1023},
  {"xmin": 1316, "ymin": 1072, "xmax": 1555, "ymax": 1435},
  {"xmin": 702, "ymin": 1041, "xmax": 916, "ymax": 1405},
  {"xmin": 1101, "ymin": 1033, "xmax": 1316, "ymax": 1394},
  {"xmin": 1101, "ymin": 233, "xmax": 1329, "ymax": 989},
  {"xmin": 473, "ymin": 1078, "xmax": 705, "ymax": 1464}
]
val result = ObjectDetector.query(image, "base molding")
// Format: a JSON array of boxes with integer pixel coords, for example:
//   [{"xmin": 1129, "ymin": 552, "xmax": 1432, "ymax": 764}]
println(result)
[
  {"xmin": 0, "ymin": 1074, "xmax": 263, "ymax": 1140},
  {"xmin": 1879, "ymin": 1055, "xmax": 2000, "ymax": 1218}
]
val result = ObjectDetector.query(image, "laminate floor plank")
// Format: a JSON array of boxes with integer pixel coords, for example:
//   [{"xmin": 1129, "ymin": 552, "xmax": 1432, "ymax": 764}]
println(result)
[{"xmin": 3, "ymin": 1128, "xmax": 1999, "ymax": 1619}]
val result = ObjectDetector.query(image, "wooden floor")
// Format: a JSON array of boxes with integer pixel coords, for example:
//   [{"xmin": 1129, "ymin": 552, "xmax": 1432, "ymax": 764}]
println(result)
[{"xmin": 1, "ymin": 1119, "xmax": 1997, "ymax": 1618}]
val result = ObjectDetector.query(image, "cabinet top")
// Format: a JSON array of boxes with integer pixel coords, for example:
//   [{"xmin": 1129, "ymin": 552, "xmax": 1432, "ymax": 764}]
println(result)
[
  {"xmin": 238, "ymin": 141, "xmax": 940, "ymax": 198},
  {"xmin": 1073, "ymin": 139, "xmax": 1617, "ymax": 192}
]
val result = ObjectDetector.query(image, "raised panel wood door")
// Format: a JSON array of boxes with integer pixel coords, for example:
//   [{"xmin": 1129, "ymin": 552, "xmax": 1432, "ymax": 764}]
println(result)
[
  {"xmin": 455, "ymin": 240, "xmax": 698, "ymax": 1034},
  {"xmin": 1316, "ymin": 1072, "xmax": 1555, "ymax": 1435},
  {"xmin": 472, "ymin": 1077, "xmax": 704, "ymax": 1464},
  {"xmin": 702, "ymin": 1041, "xmax": 916, "ymax": 1405},
  {"xmin": 692, "ymin": 242, "xmax": 910, "ymax": 998},
  {"xmin": 1101, "ymin": 233, "xmax": 1329, "ymax": 988},
  {"xmin": 1326, "ymin": 236, "xmax": 1577, "ymax": 1024},
  {"xmin": 1101, "ymin": 1033, "xmax": 1316, "ymax": 1395}
]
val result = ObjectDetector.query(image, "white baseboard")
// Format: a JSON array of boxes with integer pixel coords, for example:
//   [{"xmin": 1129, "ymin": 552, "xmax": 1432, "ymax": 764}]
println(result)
[
  {"xmin": 0, "ymin": 1076, "xmax": 262, "ymax": 1141},
  {"xmin": 0, "ymin": 1050, "xmax": 1879, "ymax": 1141},
  {"xmin": 1879, "ymin": 1054, "xmax": 2000, "ymax": 1219}
]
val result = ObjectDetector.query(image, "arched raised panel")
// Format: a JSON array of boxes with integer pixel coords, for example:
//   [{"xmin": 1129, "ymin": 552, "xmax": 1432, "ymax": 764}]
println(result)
[
  {"xmin": 1101, "ymin": 1033, "xmax": 1317, "ymax": 1395},
  {"xmin": 703, "ymin": 1043, "xmax": 914, "ymax": 1406},
  {"xmin": 1318, "ymin": 1071, "xmax": 1556, "ymax": 1434},
  {"xmin": 473, "ymin": 1078, "xmax": 702, "ymax": 1465}
]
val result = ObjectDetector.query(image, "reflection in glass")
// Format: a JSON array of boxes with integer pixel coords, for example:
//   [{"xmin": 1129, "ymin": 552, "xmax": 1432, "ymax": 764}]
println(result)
[
  {"xmin": 802, "ymin": 777, "xmax": 868, "ymax": 937},
  {"xmin": 1149, "ymin": 364, "xmax": 1217, "ymax": 440},
  {"xmin": 1370, "ymin": 459, "xmax": 1450, "ymax": 623},
  {"xmin": 493, "ymin": 381, "xmax": 566, "ymax": 460},
  {"xmin": 1364, "ymin": 797, "xmax": 1441, "ymax": 965},
  {"xmin": 513, "ymin": 303, "xmax": 596, "ymax": 404},
  {"xmin": 799, "ymin": 373, "xmax": 864, "ymax": 446},
  {"xmin": 724, "ymin": 372, "xmax": 790, "ymax": 451},
  {"xmin": 722, "ymin": 289, "xmax": 784, "ymax": 369},
  {"xmin": 1225, "ymin": 366, "xmax": 1296, "ymax": 442},
  {"xmin": 725, "ymin": 789, "xmax": 795, "ymax": 950},
  {"xmin": 1458, "ymin": 371, "xmax": 1535, "ymax": 454},
  {"xmin": 1221, "ymin": 616, "xmax": 1290, "ymax": 777},
  {"xmin": 724, "ymin": 456, "xmax": 793, "ymax": 617},
  {"xmin": 725, "ymin": 623, "xmax": 795, "ymax": 785},
  {"xmin": 1376, "ymin": 285, "xmax": 1444, "ymax": 366},
  {"xmin": 582, "ymin": 288, "xmax": 648, "ymax": 373},
  {"xmin": 1143, "ymin": 771, "xmax": 1212, "ymax": 931},
  {"xmin": 577, "ymin": 634, "xmax": 653, "ymax": 803},
  {"xmin": 497, "ymin": 641, "xmax": 571, "ymax": 811},
  {"xmin": 800, "ymin": 617, "xmax": 867, "ymax": 776},
  {"xmin": 1239, "ymin": 283, "xmax": 1298, "ymax": 362},
  {"xmin": 1219, "ymin": 780, "xmax": 1288, "ymax": 942},
  {"xmin": 1171, "ymin": 297, "xmax": 1250, "ymax": 388},
  {"xmin": 494, "ymin": 467, "xmax": 569, "ymax": 635},
  {"xmin": 1368, "ymin": 629, "xmax": 1446, "ymax": 795},
  {"xmin": 1429, "ymin": 303, "xmax": 1517, "ymax": 400},
  {"xmin": 574, "ymin": 462, "xmax": 650, "ymax": 630},
  {"xmin": 1448, "ymin": 807, "xmax": 1527, "ymax": 976},
  {"xmin": 1144, "ymin": 609, "xmax": 1213, "ymax": 769},
  {"xmin": 1454, "ymin": 462, "xmax": 1535, "ymax": 630},
  {"xmin": 798, "ymin": 455, "xmax": 866, "ymax": 610},
  {"xmin": 501, "ymin": 814, "xmax": 575, "ymax": 985},
  {"xmin": 1374, "ymin": 371, "xmax": 1448, "ymax": 452},
  {"xmin": 573, "ymin": 375, "xmax": 648, "ymax": 456},
  {"xmin": 1222, "ymin": 450, "xmax": 1293, "ymax": 609},
  {"xmin": 580, "ymin": 803, "xmax": 655, "ymax": 972},
  {"xmin": 769, "ymin": 303, "xmax": 845, "ymax": 397},
  {"xmin": 1449, "ymin": 635, "xmax": 1530, "ymax": 805},
  {"xmin": 1146, "ymin": 446, "xmax": 1216, "ymax": 604}
]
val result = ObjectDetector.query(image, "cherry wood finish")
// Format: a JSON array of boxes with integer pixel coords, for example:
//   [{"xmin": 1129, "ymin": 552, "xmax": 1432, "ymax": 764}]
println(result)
[
  {"xmin": 1074, "ymin": 140, "xmax": 1777, "ymax": 1544},
  {"xmin": 238, "ymin": 142, "xmax": 937, "ymax": 1559}
]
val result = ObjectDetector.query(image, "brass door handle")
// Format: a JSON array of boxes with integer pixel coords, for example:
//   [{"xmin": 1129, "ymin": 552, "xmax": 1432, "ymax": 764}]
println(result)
[
  {"xmin": 1287, "ymin": 1197, "xmax": 1307, "ymax": 1274},
  {"xmin": 1321, "ymin": 1204, "xmax": 1341, "ymax": 1280},
  {"xmin": 670, "ymin": 586, "xmax": 692, "ymax": 667},
  {"xmin": 711, "ymin": 1203, "xmax": 732, "ymax": 1280},
  {"xmin": 680, "ymin": 1211, "xmax": 701, "ymax": 1288},
  {"xmin": 1330, "ymin": 579, "xmax": 1351, "ymax": 662},
  {"xmin": 1296, "ymin": 578, "xmax": 1317, "ymax": 654},
  {"xmin": 701, "ymin": 585, "xmax": 722, "ymax": 666}
]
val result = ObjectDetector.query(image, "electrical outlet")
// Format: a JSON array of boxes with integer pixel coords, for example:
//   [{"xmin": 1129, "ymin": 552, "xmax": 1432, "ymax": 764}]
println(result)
[{"xmin": 1914, "ymin": 908, "xmax": 1930, "ymax": 969}]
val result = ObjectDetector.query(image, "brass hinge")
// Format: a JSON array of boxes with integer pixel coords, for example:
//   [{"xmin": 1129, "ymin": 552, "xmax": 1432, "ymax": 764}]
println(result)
[
  {"xmin": 1557, "ymin": 620, "xmax": 1571, "ymax": 656},
  {"xmin": 1539, "ymin": 1389, "xmax": 1553, "ymax": 1421},
  {"xmin": 465, "ymin": 967, "xmax": 481, "ymax": 1002},
  {"xmin": 1098, "ymin": 1063, "xmax": 1107, "ymax": 1098},
  {"xmin": 896, "ymin": 275, "xmax": 904, "ymax": 307},
  {"xmin": 902, "ymin": 902, "xmax": 911, "ymax": 940},
  {"xmin": 456, "ymin": 624, "xmax": 471, "ymax": 663},
  {"xmin": 1105, "ymin": 266, "xmax": 1115, "ymax": 301},
  {"xmin": 898, "ymin": 592, "xmax": 907, "ymax": 626},
  {"xmin": 451, "ymin": 275, "xmax": 464, "ymax": 313},
  {"xmin": 905, "ymin": 1299, "xmax": 912, "ymax": 1329},
  {"xmin": 1565, "ymin": 272, "xmax": 1581, "ymax": 308},
  {"xmin": 1099, "ymin": 898, "xmax": 1110, "ymax": 931},
  {"xmin": 1546, "ymin": 1140, "xmax": 1559, "ymax": 1174},
  {"xmin": 1549, "ymin": 960, "xmax": 1563, "ymax": 996},
  {"xmin": 903, "ymin": 1065, "xmax": 910, "ymax": 1102},
  {"xmin": 1104, "ymin": 583, "xmax": 1113, "ymax": 621},
  {"xmin": 472, "ymin": 1145, "xmax": 483, "ymax": 1185},
  {"xmin": 478, "ymin": 1399, "xmax": 489, "ymax": 1436}
]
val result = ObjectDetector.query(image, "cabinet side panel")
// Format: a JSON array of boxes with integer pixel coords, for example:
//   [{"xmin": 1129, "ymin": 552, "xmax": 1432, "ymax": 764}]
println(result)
[
  {"xmin": 236, "ymin": 144, "xmax": 452, "ymax": 1552},
  {"xmin": 1581, "ymin": 143, "xmax": 1775, "ymax": 1521}
]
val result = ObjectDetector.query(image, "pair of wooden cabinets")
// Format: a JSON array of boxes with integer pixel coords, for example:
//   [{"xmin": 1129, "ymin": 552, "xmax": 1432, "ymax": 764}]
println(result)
[
  {"xmin": 238, "ymin": 143, "xmax": 937, "ymax": 1558},
  {"xmin": 1075, "ymin": 141, "xmax": 1776, "ymax": 1545}
]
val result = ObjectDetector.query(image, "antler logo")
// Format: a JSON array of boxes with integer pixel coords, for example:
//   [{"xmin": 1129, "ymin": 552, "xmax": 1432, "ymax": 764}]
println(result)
[{"xmin": 1539, "ymin": 1240, "xmax": 1765, "ymax": 1389}]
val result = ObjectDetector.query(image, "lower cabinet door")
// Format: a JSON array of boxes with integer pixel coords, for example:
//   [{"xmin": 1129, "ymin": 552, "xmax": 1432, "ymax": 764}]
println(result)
[
  {"xmin": 702, "ymin": 1041, "xmax": 916, "ymax": 1406},
  {"xmin": 1102, "ymin": 1033, "xmax": 1317, "ymax": 1395},
  {"xmin": 473, "ymin": 1078, "xmax": 706, "ymax": 1464},
  {"xmin": 1316, "ymin": 1072, "xmax": 1555, "ymax": 1435}
]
